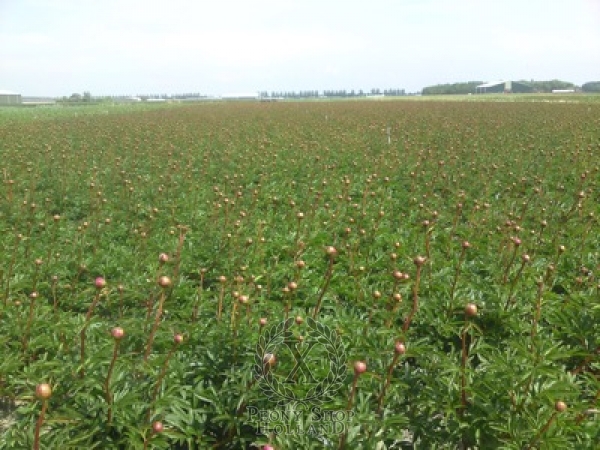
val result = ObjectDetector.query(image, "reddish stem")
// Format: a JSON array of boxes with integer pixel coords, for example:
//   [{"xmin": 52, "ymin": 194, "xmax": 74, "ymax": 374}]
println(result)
[
  {"xmin": 402, "ymin": 264, "xmax": 423, "ymax": 333},
  {"xmin": 450, "ymin": 246, "xmax": 467, "ymax": 301},
  {"xmin": 377, "ymin": 353, "xmax": 400, "ymax": 413},
  {"xmin": 144, "ymin": 290, "xmax": 167, "ymax": 361},
  {"xmin": 313, "ymin": 255, "xmax": 335, "ymax": 319},
  {"xmin": 33, "ymin": 400, "xmax": 48, "ymax": 450},
  {"xmin": 217, "ymin": 283, "xmax": 226, "ymax": 321},
  {"xmin": 502, "ymin": 246, "xmax": 517, "ymax": 285},
  {"xmin": 346, "ymin": 374, "xmax": 359, "ymax": 411},
  {"xmin": 505, "ymin": 259, "xmax": 527, "ymax": 310}
]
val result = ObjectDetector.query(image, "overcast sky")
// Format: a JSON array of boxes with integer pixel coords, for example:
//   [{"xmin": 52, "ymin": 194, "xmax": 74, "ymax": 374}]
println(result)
[{"xmin": 1, "ymin": 0, "xmax": 599, "ymax": 96}]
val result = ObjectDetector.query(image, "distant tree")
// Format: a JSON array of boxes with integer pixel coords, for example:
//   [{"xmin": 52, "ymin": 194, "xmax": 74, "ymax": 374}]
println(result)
[
  {"xmin": 582, "ymin": 81, "xmax": 600, "ymax": 92},
  {"xmin": 422, "ymin": 82, "xmax": 483, "ymax": 95},
  {"xmin": 385, "ymin": 88, "xmax": 404, "ymax": 96},
  {"xmin": 520, "ymin": 79, "xmax": 574, "ymax": 93}
]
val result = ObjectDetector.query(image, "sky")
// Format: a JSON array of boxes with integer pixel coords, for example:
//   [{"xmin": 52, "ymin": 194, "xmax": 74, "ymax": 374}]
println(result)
[{"xmin": 0, "ymin": 0, "xmax": 599, "ymax": 97}]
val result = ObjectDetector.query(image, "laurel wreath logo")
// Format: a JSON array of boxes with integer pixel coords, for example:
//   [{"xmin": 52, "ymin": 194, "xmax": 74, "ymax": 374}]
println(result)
[{"xmin": 254, "ymin": 317, "xmax": 346, "ymax": 405}]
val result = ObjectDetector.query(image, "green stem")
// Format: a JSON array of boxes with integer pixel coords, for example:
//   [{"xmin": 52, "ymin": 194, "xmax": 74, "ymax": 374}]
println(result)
[
  {"xmin": 403, "ymin": 264, "xmax": 423, "ymax": 333},
  {"xmin": 524, "ymin": 412, "xmax": 557, "ymax": 450},
  {"xmin": 105, "ymin": 340, "xmax": 121, "ymax": 425},
  {"xmin": 147, "ymin": 345, "xmax": 177, "ymax": 421}
]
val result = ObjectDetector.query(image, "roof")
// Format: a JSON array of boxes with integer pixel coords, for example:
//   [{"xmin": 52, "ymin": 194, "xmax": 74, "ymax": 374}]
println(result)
[
  {"xmin": 0, "ymin": 89, "xmax": 19, "ymax": 95},
  {"xmin": 476, "ymin": 81, "xmax": 507, "ymax": 88}
]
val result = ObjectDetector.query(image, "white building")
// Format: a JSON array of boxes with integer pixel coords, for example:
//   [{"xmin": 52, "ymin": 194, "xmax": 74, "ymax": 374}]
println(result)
[
  {"xmin": 0, "ymin": 90, "xmax": 22, "ymax": 105},
  {"xmin": 220, "ymin": 92, "xmax": 260, "ymax": 101},
  {"xmin": 475, "ymin": 81, "xmax": 533, "ymax": 94}
]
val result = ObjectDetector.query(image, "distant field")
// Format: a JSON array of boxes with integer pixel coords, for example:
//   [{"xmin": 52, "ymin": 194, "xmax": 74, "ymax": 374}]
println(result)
[
  {"xmin": 0, "ymin": 99, "xmax": 598, "ymax": 449},
  {"xmin": 0, "ymin": 102, "xmax": 183, "ymax": 124},
  {"xmin": 1, "ymin": 92, "xmax": 599, "ymax": 125}
]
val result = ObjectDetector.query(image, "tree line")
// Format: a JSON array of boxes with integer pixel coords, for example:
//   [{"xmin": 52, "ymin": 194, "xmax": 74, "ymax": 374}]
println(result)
[
  {"xmin": 421, "ymin": 81, "xmax": 484, "ymax": 95},
  {"xmin": 582, "ymin": 81, "xmax": 600, "ymax": 92},
  {"xmin": 422, "ymin": 79, "xmax": 600, "ymax": 95},
  {"xmin": 259, "ymin": 88, "xmax": 406, "ymax": 98}
]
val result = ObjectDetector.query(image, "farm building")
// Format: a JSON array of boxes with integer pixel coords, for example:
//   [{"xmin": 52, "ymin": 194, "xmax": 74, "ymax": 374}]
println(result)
[
  {"xmin": 0, "ymin": 90, "xmax": 22, "ymax": 105},
  {"xmin": 475, "ymin": 81, "xmax": 533, "ymax": 94},
  {"xmin": 220, "ymin": 92, "xmax": 260, "ymax": 101},
  {"xmin": 22, "ymin": 96, "xmax": 56, "ymax": 106}
]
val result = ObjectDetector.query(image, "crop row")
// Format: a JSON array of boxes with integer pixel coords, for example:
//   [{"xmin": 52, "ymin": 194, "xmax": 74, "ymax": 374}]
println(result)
[{"xmin": 0, "ymin": 100, "xmax": 598, "ymax": 449}]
